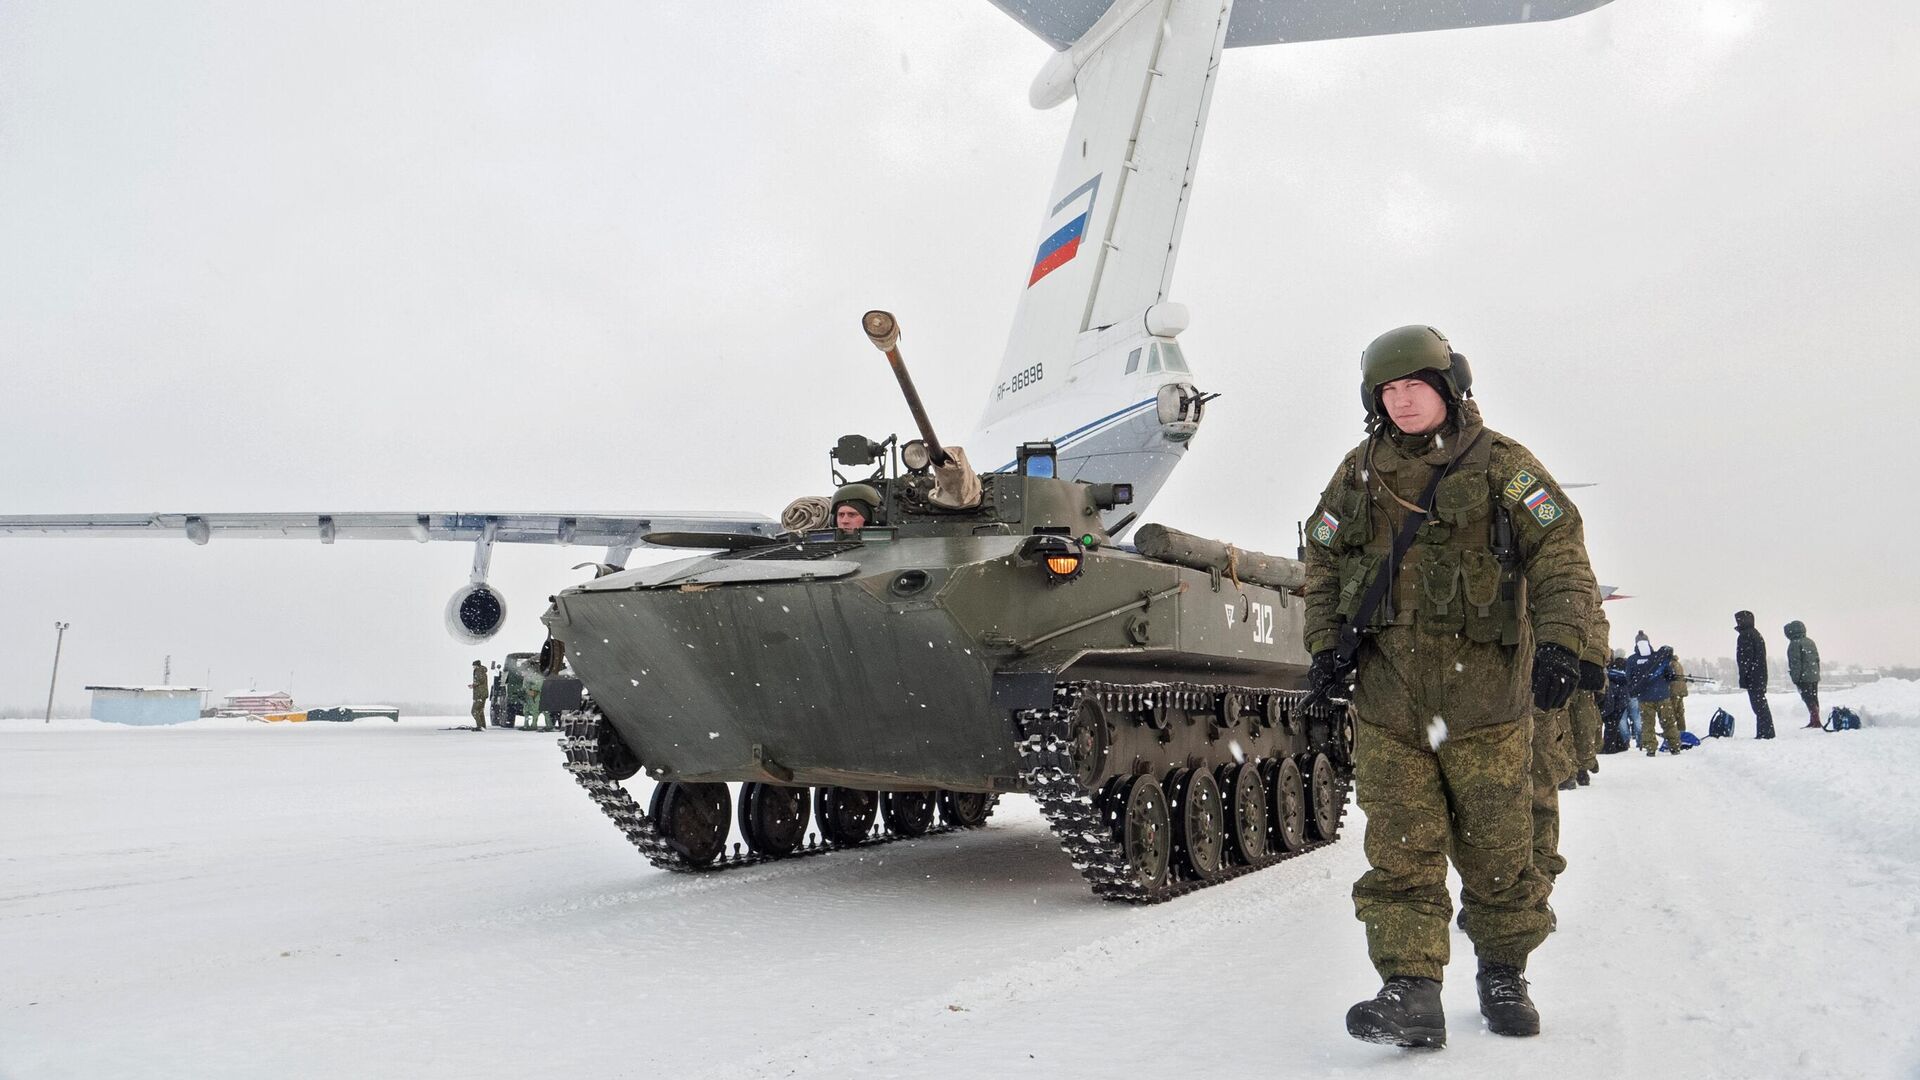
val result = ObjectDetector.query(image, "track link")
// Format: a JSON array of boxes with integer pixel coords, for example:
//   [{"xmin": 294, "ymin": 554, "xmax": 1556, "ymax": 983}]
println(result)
[
  {"xmin": 1017, "ymin": 680, "xmax": 1351, "ymax": 903},
  {"xmin": 559, "ymin": 706, "xmax": 995, "ymax": 874}
]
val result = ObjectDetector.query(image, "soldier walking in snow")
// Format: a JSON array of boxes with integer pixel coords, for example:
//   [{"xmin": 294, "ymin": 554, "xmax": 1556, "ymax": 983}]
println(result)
[
  {"xmin": 1786, "ymin": 620, "xmax": 1822, "ymax": 728},
  {"xmin": 470, "ymin": 660, "xmax": 488, "ymax": 731},
  {"xmin": 1735, "ymin": 611, "xmax": 1776, "ymax": 739},
  {"xmin": 1302, "ymin": 325, "xmax": 1597, "ymax": 1049}
]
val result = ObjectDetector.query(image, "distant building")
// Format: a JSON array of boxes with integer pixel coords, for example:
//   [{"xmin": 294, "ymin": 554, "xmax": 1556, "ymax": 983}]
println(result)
[
  {"xmin": 87, "ymin": 685, "xmax": 206, "ymax": 726},
  {"xmin": 222, "ymin": 690, "xmax": 294, "ymax": 716}
]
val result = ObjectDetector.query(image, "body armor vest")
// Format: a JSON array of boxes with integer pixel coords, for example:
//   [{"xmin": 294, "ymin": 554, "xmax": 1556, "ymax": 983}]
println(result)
[{"xmin": 1326, "ymin": 430, "xmax": 1523, "ymax": 646}]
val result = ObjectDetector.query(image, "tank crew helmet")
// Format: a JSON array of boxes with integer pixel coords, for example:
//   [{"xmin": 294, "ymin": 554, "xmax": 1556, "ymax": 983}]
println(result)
[
  {"xmin": 830, "ymin": 482, "xmax": 883, "ymax": 524},
  {"xmin": 1360, "ymin": 325, "xmax": 1473, "ymax": 421}
]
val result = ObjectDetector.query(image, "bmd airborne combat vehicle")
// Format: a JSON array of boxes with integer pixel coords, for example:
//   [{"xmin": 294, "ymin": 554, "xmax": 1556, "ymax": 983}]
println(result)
[{"xmin": 547, "ymin": 310, "xmax": 1347, "ymax": 899}]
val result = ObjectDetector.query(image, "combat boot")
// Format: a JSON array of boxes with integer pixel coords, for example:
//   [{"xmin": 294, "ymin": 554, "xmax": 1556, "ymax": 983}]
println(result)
[
  {"xmin": 1346, "ymin": 976, "xmax": 1445, "ymax": 1049},
  {"xmin": 1575, "ymin": 768, "xmax": 1591, "ymax": 786},
  {"xmin": 1476, "ymin": 962, "xmax": 1539, "ymax": 1037},
  {"xmin": 1556, "ymin": 777, "xmax": 1576, "ymax": 791}
]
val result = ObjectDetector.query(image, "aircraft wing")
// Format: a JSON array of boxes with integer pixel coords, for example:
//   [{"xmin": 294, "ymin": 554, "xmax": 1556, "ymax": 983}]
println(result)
[
  {"xmin": 0, "ymin": 510, "xmax": 781, "ymax": 644},
  {"xmin": 0, "ymin": 511, "xmax": 777, "ymax": 554},
  {"xmin": 990, "ymin": 0, "xmax": 1615, "ymax": 50}
]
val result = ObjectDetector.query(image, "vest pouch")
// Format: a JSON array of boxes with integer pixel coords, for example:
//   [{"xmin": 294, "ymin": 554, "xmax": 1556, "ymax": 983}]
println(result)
[
  {"xmin": 1417, "ymin": 548, "xmax": 1465, "ymax": 635},
  {"xmin": 1460, "ymin": 548, "xmax": 1509, "ymax": 643},
  {"xmin": 1335, "ymin": 551, "xmax": 1384, "ymax": 625},
  {"xmin": 1432, "ymin": 471, "xmax": 1489, "ymax": 526},
  {"xmin": 1335, "ymin": 486, "xmax": 1373, "ymax": 550}
]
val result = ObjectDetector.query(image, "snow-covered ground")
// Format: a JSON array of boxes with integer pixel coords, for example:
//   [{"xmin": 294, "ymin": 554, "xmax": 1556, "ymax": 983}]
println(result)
[{"xmin": 4, "ymin": 685, "xmax": 1918, "ymax": 1079}]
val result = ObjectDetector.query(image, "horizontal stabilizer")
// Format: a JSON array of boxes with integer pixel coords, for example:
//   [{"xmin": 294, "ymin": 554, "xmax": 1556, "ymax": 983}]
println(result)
[{"xmin": 990, "ymin": 0, "xmax": 1615, "ymax": 50}]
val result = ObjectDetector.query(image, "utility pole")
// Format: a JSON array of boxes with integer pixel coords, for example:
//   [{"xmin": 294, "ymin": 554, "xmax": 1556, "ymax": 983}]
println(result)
[
  {"xmin": 45, "ymin": 621, "xmax": 70, "ymax": 724},
  {"xmin": 164, "ymin": 654, "xmax": 172, "ymax": 684}
]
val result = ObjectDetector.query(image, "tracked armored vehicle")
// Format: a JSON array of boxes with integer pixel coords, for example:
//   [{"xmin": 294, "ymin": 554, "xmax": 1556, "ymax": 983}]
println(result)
[{"xmin": 543, "ymin": 312, "xmax": 1352, "ymax": 901}]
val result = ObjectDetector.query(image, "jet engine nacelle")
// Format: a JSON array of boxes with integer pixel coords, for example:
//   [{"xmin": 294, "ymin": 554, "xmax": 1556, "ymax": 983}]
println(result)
[{"xmin": 445, "ymin": 582, "xmax": 508, "ymax": 644}]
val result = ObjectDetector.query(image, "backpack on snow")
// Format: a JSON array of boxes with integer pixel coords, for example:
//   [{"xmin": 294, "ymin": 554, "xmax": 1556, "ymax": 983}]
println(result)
[
  {"xmin": 1707, "ymin": 708, "xmax": 1736, "ymax": 738},
  {"xmin": 1824, "ymin": 706, "xmax": 1862, "ymax": 732}
]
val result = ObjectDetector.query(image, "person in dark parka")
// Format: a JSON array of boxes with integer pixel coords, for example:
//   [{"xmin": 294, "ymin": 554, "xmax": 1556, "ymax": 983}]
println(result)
[
  {"xmin": 1786, "ymin": 621, "xmax": 1822, "ymax": 728},
  {"xmin": 1735, "ymin": 611, "xmax": 1775, "ymax": 739}
]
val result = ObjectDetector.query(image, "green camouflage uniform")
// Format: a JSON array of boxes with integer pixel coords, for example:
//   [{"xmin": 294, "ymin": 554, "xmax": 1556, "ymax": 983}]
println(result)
[
  {"xmin": 1305, "ymin": 400, "xmax": 1597, "ymax": 981},
  {"xmin": 1667, "ymin": 656, "xmax": 1688, "ymax": 736},
  {"xmin": 1526, "ymin": 588, "xmax": 1607, "ymax": 884},
  {"xmin": 1569, "ymin": 594, "xmax": 1610, "ymax": 773},
  {"xmin": 470, "ymin": 663, "xmax": 488, "ymax": 730}
]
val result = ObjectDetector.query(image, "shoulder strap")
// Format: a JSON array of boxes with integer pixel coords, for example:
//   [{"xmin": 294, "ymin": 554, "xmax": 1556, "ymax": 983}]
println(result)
[{"xmin": 1331, "ymin": 429, "xmax": 1486, "ymax": 666}]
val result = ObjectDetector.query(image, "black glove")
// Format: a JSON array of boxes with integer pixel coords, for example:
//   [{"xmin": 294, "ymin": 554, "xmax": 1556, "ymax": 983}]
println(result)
[
  {"xmin": 1531, "ymin": 643, "xmax": 1580, "ymax": 711},
  {"xmin": 1309, "ymin": 649, "xmax": 1348, "ymax": 694},
  {"xmin": 1578, "ymin": 660, "xmax": 1605, "ymax": 692}
]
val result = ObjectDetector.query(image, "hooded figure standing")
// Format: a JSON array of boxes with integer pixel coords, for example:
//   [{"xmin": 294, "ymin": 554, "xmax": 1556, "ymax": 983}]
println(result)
[
  {"xmin": 1303, "ymin": 325, "xmax": 1597, "ymax": 1049},
  {"xmin": 1786, "ymin": 621, "xmax": 1821, "ymax": 727},
  {"xmin": 1735, "ymin": 611, "xmax": 1775, "ymax": 739}
]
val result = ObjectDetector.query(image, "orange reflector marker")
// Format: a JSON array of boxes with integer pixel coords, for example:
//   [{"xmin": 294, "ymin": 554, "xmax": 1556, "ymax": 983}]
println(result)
[{"xmin": 1045, "ymin": 554, "xmax": 1082, "ymax": 579}]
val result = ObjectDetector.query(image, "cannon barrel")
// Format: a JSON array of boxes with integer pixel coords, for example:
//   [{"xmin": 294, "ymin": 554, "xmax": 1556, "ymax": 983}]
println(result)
[
  {"xmin": 1133, "ymin": 523, "xmax": 1306, "ymax": 592},
  {"xmin": 862, "ymin": 310, "xmax": 949, "ymax": 466}
]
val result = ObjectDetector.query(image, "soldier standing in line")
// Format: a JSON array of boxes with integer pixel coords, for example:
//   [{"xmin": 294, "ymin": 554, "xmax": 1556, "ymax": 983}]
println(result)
[
  {"xmin": 1568, "ymin": 591, "xmax": 1611, "ymax": 786},
  {"xmin": 1666, "ymin": 653, "xmax": 1690, "ymax": 740},
  {"xmin": 1735, "ymin": 610, "xmax": 1776, "ymax": 739},
  {"xmin": 1786, "ymin": 620, "xmax": 1822, "ymax": 727},
  {"xmin": 1302, "ymin": 325, "xmax": 1597, "ymax": 1049},
  {"xmin": 470, "ymin": 660, "xmax": 488, "ymax": 731}
]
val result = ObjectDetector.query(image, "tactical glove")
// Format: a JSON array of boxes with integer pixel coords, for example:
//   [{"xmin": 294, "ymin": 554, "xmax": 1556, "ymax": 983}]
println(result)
[
  {"xmin": 1578, "ymin": 660, "xmax": 1606, "ymax": 692},
  {"xmin": 1309, "ymin": 649, "xmax": 1349, "ymax": 694},
  {"xmin": 1531, "ymin": 643, "xmax": 1581, "ymax": 711}
]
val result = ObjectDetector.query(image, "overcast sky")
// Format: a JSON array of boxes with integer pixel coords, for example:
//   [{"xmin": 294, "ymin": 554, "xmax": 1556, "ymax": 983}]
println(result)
[{"xmin": 3, "ymin": 0, "xmax": 1916, "ymax": 710}]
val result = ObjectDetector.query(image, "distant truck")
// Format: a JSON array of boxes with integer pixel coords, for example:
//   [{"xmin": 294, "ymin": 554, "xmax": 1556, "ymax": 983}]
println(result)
[{"xmin": 489, "ymin": 650, "xmax": 582, "ymax": 731}]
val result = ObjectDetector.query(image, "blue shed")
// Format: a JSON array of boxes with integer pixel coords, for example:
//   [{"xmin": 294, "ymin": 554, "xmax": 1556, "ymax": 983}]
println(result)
[{"xmin": 87, "ymin": 685, "xmax": 206, "ymax": 726}]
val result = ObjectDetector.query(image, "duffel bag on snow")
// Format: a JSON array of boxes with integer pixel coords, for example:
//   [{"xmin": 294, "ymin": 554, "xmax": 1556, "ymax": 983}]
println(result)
[
  {"xmin": 1708, "ymin": 708, "xmax": 1735, "ymax": 738},
  {"xmin": 1824, "ymin": 706, "xmax": 1862, "ymax": 731}
]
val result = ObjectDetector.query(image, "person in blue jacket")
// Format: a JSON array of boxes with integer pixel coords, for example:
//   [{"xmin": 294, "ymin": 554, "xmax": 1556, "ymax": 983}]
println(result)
[{"xmin": 1622, "ymin": 632, "xmax": 1683, "ymax": 756}]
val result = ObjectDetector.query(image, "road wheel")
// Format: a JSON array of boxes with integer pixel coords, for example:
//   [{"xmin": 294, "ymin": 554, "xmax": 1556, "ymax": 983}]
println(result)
[{"xmin": 656, "ymin": 782, "xmax": 731, "ymax": 867}]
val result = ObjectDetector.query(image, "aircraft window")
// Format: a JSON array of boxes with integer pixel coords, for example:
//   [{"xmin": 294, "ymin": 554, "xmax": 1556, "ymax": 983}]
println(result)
[
  {"xmin": 1124, "ymin": 347, "xmax": 1142, "ymax": 374},
  {"xmin": 1161, "ymin": 342, "xmax": 1190, "ymax": 372},
  {"xmin": 1145, "ymin": 344, "xmax": 1163, "ymax": 373}
]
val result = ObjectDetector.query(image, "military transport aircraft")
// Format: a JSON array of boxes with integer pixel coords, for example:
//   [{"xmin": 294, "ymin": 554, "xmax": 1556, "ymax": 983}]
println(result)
[{"xmin": 0, "ymin": 0, "xmax": 1617, "ymax": 644}]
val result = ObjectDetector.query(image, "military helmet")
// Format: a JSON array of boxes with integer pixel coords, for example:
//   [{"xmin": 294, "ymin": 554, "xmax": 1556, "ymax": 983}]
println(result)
[
  {"xmin": 1360, "ymin": 325, "xmax": 1473, "ymax": 416},
  {"xmin": 831, "ymin": 482, "xmax": 882, "ymax": 521}
]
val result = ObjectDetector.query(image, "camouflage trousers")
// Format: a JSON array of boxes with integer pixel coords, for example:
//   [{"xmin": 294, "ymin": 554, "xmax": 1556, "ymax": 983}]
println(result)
[
  {"xmin": 1530, "ymin": 706, "xmax": 1577, "ymax": 883},
  {"xmin": 1568, "ymin": 689, "xmax": 1603, "ymax": 771},
  {"xmin": 1353, "ymin": 717, "xmax": 1554, "ymax": 981},
  {"xmin": 1640, "ymin": 698, "xmax": 1683, "ymax": 753},
  {"xmin": 471, "ymin": 700, "xmax": 486, "ymax": 729}
]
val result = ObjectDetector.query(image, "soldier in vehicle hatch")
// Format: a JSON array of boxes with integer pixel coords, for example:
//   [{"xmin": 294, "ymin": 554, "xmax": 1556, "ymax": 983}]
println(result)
[
  {"xmin": 1301, "ymin": 325, "xmax": 1598, "ymax": 1050},
  {"xmin": 831, "ymin": 483, "xmax": 881, "ymax": 534}
]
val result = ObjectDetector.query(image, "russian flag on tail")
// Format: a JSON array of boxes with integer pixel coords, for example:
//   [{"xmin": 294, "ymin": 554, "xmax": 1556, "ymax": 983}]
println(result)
[{"xmin": 1027, "ymin": 175, "xmax": 1101, "ymax": 288}]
